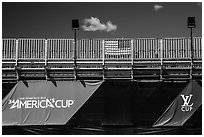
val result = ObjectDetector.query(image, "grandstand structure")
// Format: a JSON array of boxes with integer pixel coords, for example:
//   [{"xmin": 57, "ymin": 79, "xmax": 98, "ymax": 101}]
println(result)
[{"xmin": 2, "ymin": 37, "xmax": 202, "ymax": 82}]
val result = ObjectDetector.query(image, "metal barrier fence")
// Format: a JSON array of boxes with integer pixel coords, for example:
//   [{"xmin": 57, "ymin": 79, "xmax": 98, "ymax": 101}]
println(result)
[
  {"xmin": 2, "ymin": 37, "xmax": 202, "ymax": 60},
  {"xmin": 133, "ymin": 38, "xmax": 160, "ymax": 59},
  {"xmin": 162, "ymin": 38, "xmax": 190, "ymax": 59},
  {"xmin": 2, "ymin": 39, "xmax": 16, "ymax": 59},
  {"xmin": 193, "ymin": 37, "xmax": 202, "ymax": 58},
  {"xmin": 47, "ymin": 39, "xmax": 74, "ymax": 59},
  {"xmin": 77, "ymin": 39, "xmax": 103, "ymax": 59},
  {"xmin": 17, "ymin": 39, "xmax": 45, "ymax": 59}
]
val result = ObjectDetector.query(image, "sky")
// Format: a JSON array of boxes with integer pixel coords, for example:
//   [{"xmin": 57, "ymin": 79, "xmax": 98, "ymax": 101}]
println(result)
[{"xmin": 2, "ymin": 2, "xmax": 202, "ymax": 39}]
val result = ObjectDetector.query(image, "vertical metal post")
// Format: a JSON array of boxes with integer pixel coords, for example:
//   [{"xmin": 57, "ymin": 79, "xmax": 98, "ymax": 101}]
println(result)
[
  {"xmin": 131, "ymin": 39, "xmax": 134, "ymax": 80},
  {"xmin": 160, "ymin": 39, "xmax": 163, "ymax": 80},
  {"xmin": 45, "ymin": 39, "xmax": 48, "ymax": 65},
  {"xmin": 15, "ymin": 39, "xmax": 19, "ymax": 65},
  {"xmin": 190, "ymin": 28, "xmax": 193, "ymax": 80},
  {"xmin": 102, "ymin": 40, "xmax": 105, "ymax": 79},
  {"xmin": 15, "ymin": 39, "xmax": 19, "ymax": 81},
  {"xmin": 74, "ymin": 29, "xmax": 77, "ymax": 80},
  {"xmin": 44, "ymin": 39, "xmax": 48, "ymax": 80},
  {"xmin": 74, "ymin": 29, "xmax": 77, "ymax": 62},
  {"xmin": 187, "ymin": 17, "xmax": 195, "ymax": 80}
]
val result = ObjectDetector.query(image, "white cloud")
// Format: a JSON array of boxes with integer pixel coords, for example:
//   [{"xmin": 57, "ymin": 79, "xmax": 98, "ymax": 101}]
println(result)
[
  {"xmin": 106, "ymin": 21, "xmax": 117, "ymax": 32},
  {"xmin": 82, "ymin": 17, "xmax": 117, "ymax": 32},
  {"xmin": 154, "ymin": 4, "xmax": 164, "ymax": 11}
]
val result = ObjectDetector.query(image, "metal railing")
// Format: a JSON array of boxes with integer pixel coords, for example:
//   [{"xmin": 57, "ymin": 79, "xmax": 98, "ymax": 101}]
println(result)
[
  {"xmin": 2, "ymin": 37, "xmax": 202, "ymax": 60},
  {"xmin": 133, "ymin": 38, "xmax": 160, "ymax": 59},
  {"xmin": 18, "ymin": 39, "xmax": 45, "ymax": 59},
  {"xmin": 2, "ymin": 37, "xmax": 202, "ymax": 81},
  {"xmin": 47, "ymin": 39, "xmax": 74, "ymax": 59},
  {"xmin": 77, "ymin": 39, "xmax": 103, "ymax": 59},
  {"xmin": 2, "ymin": 39, "xmax": 17, "ymax": 59}
]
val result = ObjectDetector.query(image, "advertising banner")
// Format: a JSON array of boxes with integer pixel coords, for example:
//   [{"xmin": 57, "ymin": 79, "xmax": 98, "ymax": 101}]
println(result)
[
  {"xmin": 153, "ymin": 80, "xmax": 202, "ymax": 127},
  {"xmin": 2, "ymin": 80, "xmax": 103, "ymax": 126}
]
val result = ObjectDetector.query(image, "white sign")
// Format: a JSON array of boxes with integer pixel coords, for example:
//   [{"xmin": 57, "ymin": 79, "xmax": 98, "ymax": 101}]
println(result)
[
  {"xmin": 181, "ymin": 94, "xmax": 193, "ymax": 112},
  {"xmin": 8, "ymin": 97, "xmax": 74, "ymax": 109}
]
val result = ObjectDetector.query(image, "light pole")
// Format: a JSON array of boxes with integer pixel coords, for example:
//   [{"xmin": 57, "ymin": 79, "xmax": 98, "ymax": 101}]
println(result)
[
  {"xmin": 187, "ymin": 17, "xmax": 196, "ymax": 80},
  {"xmin": 72, "ymin": 19, "xmax": 79, "ymax": 79}
]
